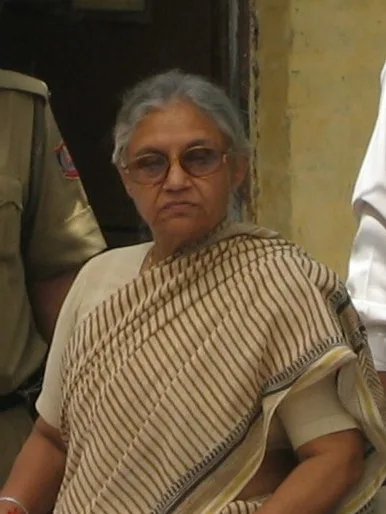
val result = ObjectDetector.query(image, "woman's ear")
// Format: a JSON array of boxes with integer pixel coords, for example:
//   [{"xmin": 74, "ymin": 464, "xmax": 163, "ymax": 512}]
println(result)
[
  {"xmin": 118, "ymin": 169, "xmax": 134, "ymax": 198},
  {"xmin": 231, "ymin": 155, "xmax": 249, "ymax": 191}
]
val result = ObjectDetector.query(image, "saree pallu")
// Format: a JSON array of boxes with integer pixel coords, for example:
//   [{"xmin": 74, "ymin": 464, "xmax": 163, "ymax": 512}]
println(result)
[{"xmin": 56, "ymin": 223, "xmax": 386, "ymax": 513}]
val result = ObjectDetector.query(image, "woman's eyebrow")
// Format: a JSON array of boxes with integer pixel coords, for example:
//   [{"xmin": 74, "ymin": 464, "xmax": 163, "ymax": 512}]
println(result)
[
  {"xmin": 132, "ymin": 138, "xmax": 214, "ymax": 158},
  {"xmin": 132, "ymin": 146, "xmax": 165, "ymax": 157},
  {"xmin": 185, "ymin": 138, "xmax": 211, "ymax": 149}
]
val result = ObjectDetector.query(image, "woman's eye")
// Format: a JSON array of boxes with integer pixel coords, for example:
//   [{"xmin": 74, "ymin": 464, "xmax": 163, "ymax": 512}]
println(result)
[
  {"xmin": 184, "ymin": 148, "xmax": 218, "ymax": 167},
  {"xmin": 137, "ymin": 155, "xmax": 166, "ymax": 171}
]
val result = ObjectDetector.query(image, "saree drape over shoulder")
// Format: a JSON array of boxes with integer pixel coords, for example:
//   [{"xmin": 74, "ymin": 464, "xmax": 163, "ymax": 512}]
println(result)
[{"xmin": 56, "ymin": 222, "xmax": 386, "ymax": 514}]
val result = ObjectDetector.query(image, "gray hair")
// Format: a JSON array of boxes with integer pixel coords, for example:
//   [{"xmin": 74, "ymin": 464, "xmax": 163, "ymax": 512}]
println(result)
[{"xmin": 112, "ymin": 69, "xmax": 249, "ymax": 166}]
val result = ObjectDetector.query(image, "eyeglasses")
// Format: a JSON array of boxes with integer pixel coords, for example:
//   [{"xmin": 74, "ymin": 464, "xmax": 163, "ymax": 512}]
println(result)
[{"xmin": 119, "ymin": 146, "xmax": 230, "ymax": 185}]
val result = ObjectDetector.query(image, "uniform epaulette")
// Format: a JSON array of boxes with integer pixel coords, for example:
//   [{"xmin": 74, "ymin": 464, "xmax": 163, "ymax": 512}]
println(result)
[{"xmin": 0, "ymin": 69, "xmax": 48, "ymax": 101}]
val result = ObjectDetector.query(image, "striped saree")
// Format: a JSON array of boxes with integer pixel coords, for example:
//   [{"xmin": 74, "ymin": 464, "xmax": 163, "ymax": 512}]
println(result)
[{"xmin": 56, "ymin": 222, "xmax": 386, "ymax": 513}]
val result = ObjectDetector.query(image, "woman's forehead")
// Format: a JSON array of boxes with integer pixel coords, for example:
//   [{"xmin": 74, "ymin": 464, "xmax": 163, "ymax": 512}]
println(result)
[{"xmin": 127, "ymin": 100, "xmax": 226, "ymax": 152}]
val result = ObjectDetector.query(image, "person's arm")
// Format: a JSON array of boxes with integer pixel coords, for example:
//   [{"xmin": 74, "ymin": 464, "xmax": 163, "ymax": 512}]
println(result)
[
  {"xmin": 255, "ymin": 429, "xmax": 364, "ymax": 514},
  {"xmin": 254, "ymin": 373, "xmax": 365, "ymax": 514},
  {"xmin": 0, "ymin": 265, "xmax": 87, "ymax": 513},
  {"xmin": 24, "ymin": 102, "xmax": 105, "ymax": 351},
  {"xmin": 347, "ymin": 209, "xmax": 386, "ymax": 391},
  {"xmin": 346, "ymin": 61, "xmax": 386, "ymax": 392},
  {"xmin": 0, "ymin": 417, "xmax": 65, "ymax": 514},
  {"xmin": 28, "ymin": 269, "xmax": 78, "ymax": 342},
  {"xmin": 27, "ymin": 103, "xmax": 105, "ymax": 317}
]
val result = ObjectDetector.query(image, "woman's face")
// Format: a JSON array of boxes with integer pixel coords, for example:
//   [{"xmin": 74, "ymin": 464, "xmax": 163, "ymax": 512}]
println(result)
[{"xmin": 120, "ymin": 100, "xmax": 246, "ymax": 248}]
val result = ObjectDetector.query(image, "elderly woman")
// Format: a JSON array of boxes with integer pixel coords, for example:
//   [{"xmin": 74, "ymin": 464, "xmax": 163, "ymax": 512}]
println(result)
[{"xmin": 0, "ymin": 70, "xmax": 385, "ymax": 514}]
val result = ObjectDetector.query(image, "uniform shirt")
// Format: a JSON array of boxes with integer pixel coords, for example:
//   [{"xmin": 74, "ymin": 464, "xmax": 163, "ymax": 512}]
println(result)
[
  {"xmin": 0, "ymin": 69, "xmax": 106, "ymax": 394},
  {"xmin": 347, "ymin": 61, "xmax": 386, "ymax": 371}
]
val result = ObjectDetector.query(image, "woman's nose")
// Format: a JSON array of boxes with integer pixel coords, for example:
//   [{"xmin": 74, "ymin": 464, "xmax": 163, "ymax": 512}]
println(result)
[{"xmin": 163, "ymin": 156, "xmax": 191, "ymax": 189}]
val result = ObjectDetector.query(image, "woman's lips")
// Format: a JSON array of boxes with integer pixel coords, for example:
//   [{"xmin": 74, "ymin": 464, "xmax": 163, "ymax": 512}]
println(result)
[{"xmin": 161, "ymin": 201, "xmax": 197, "ymax": 210}]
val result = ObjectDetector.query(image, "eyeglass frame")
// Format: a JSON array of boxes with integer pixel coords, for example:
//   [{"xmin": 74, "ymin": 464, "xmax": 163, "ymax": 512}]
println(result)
[{"xmin": 118, "ymin": 145, "xmax": 233, "ymax": 186}]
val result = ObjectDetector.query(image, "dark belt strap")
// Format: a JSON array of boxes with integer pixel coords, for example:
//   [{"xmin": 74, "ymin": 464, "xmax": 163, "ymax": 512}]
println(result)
[
  {"xmin": 0, "ymin": 392, "xmax": 24, "ymax": 413},
  {"xmin": 0, "ymin": 360, "xmax": 46, "ymax": 416},
  {"xmin": 21, "ymin": 94, "xmax": 46, "ymax": 258}
]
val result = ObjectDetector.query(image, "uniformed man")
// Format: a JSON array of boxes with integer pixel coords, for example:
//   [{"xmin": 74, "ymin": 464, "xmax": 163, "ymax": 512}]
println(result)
[{"xmin": 0, "ymin": 69, "xmax": 106, "ymax": 485}]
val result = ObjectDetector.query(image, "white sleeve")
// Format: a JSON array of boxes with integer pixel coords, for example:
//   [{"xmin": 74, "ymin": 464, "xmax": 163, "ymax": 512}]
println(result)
[
  {"xmin": 35, "ymin": 268, "xmax": 86, "ymax": 428},
  {"xmin": 347, "ymin": 61, "xmax": 386, "ymax": 372},
  {"xmin": 347, "ymin": 210, "xmax": 386, "ymax": 371}
]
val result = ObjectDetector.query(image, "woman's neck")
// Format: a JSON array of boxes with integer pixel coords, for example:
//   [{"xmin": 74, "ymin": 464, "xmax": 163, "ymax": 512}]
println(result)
[
  {"xmin": 151, "ymin": 236, "xmax": 184, "ymax": 263},
  {"xmin": 152, "ymin": 229, "xmax": 202, "ymax": 263},
  {"xmin": 151, "ymin": 218, "xmax": 229, "ymax": 264},
  {"xmin": 152, "ymin": 217, "xmax": 227, "ymax": 264}
]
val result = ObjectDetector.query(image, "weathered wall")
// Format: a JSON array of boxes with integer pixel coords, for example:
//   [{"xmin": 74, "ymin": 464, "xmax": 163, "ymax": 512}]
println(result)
[{"xmin": 251, "ymin": 0, "xmax": 386, "ymax": 277}]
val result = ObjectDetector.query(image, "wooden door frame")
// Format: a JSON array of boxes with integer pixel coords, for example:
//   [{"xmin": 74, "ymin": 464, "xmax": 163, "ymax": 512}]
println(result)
[{"xmin": 212, "ymin": 0, "xmax": 252, "ymax": 219}]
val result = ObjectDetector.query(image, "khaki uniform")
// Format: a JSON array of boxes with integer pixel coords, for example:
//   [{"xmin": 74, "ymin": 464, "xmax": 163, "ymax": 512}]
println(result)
[{"xmin": 0, "ymin": 69, "xmax": 106, "ymax": 484}]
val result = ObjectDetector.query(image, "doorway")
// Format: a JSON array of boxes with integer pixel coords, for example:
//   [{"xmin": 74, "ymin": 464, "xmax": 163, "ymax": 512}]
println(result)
[{"xmin": 0, "ymin": 0, "xmax": 250, "ymax": 246}]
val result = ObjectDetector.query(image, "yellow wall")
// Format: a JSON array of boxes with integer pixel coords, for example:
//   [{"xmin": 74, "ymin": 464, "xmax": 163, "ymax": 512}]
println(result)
[{"xmin": 251, "ymin": 0, "xmax": 386, "ymax": 277}]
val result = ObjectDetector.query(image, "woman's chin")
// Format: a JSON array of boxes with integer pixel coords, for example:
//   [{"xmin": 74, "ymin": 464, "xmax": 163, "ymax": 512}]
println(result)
[{"xmin": 154, "ymin": 216, "xmax": 208, "ymax": 243}]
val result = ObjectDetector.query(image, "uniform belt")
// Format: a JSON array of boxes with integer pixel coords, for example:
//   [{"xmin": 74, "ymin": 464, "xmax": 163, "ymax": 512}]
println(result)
[
  {"xmin": 0, "ymin": 391, "xmax": 24, "ymax": 413},
  {"xmin": 0, "ymin": 361, "xmax": 46, "ymax": 416}
]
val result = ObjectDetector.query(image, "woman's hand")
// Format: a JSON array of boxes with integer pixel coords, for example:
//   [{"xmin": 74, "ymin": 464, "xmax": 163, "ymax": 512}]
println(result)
[
  {"xmin": 0, "ymin": 417, "xmax": 66, "ymax": 514},
  {"xmin": 253, "ymin": 428, "xmax": 364, "ymax": 514},
  {"xmin": 0, "ymin": 497, "xmax": 28, "ymax": 513}
]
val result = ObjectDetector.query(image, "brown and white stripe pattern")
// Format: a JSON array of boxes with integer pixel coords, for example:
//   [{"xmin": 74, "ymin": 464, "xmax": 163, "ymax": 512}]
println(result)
[{"xmin": 56, "ymin": 222, "xmax": 386, "ymax": 514}]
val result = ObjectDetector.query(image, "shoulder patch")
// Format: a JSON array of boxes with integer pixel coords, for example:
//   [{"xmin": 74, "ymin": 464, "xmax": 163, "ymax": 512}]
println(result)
[{"xmin": 54, "ymin": 142, "xmax": 79, "ymax": 179}]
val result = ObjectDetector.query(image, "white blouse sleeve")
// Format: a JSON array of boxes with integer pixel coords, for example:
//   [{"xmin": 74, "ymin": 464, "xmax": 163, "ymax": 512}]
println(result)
[
  {"xmin": 35, "ymin": 268, "xmax": 86, "ymax": 428},
  {"xmin": 277, "ymin": 374, "xmax": 358, "ymax": 450},
  {"xmin": 35, "ymin": 244, "xmax": 150, "ymax": 427}
]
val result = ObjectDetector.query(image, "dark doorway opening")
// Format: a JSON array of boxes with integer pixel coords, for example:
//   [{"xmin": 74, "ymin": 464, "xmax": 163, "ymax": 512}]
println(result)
[{"xmin": 0, "ymin": 0, "xmax": 249, "ymax": 246}]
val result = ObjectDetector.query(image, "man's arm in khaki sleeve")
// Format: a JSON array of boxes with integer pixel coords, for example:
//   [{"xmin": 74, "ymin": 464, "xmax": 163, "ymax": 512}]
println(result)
[
  {"xmin": 26, "ymin": 103, "xmax": 105, "ymax": 343},
  {"xmin": 29, "ymin": 270, "xmax": 78, "ymax": 342},
  {"xmin": 27, "ymin": 103, "xmax": 106, "ymax": 282}
]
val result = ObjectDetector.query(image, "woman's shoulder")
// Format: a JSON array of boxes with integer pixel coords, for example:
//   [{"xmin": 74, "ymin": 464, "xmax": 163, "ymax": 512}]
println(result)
[
  {"xmin": 68, "ymin": 241, "xmax": 152, "ymax": 323},
  {"xmin": 234, "ymin": 223, "xmax": 342, "ymax": 298},
  {"xmin": 80, "ymin": 241, "xmax": 152, "ymax": 278}
]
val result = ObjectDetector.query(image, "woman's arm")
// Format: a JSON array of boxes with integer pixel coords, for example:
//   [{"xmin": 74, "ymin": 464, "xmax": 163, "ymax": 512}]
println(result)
[
  {"xmin": 0, "ymin": 417, "xmax": 66, "ymax": 514},
  {"xmin": 255, "ymin": 428, "xmax": 364, "ymax": 514}
]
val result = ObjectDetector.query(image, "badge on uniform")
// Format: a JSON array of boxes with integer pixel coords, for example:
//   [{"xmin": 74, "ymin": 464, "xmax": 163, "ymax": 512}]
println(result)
[{"xmin": 54, "ymin": 141, "xmax": 80, "ymax": 179}]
